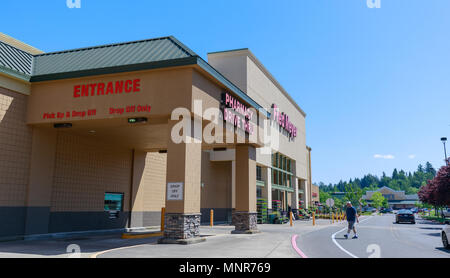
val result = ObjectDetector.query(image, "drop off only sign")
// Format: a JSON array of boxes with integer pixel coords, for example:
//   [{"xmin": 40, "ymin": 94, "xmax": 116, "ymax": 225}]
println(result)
[
  {"xmin": 326, "ymin": 198, "xmax": 335, "ymax": 207},
  {"xmin": 167, "ymin": 182, "xmax": 184, "ymax": 201}
]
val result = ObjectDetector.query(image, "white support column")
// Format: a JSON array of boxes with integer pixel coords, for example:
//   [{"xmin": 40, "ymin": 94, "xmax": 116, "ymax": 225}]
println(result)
[
  {"xmin": 304, "ymin": 180, "xmax": 309, "ymax": 209},
  {"xmin": 293, "ymin": 178, "xmax": 299, "ymax": 210},
  {"xmin": 232, "ymin": 160, "xmax": 236, "ymax": 209},
  {"xmin": 264, "ymin": 167, "xmax": 272, "ymax": 210}
]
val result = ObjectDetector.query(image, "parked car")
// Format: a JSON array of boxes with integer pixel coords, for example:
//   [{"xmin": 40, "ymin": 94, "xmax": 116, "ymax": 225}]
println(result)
[
  {"xmin": 395, "ymin": 209, "xmax": 416, "ymax": 224},
  {"xmin": 410, "ymin": 208, "xmax": 418, "ymax": 213},
  {"xmin": 380, "ymin": 208, "xmax": 393, "ymax": 213},
  {"xmin": 363, "ymin": 207, "xmax": 377, "ymax": 212},
  {"xmin": 441, "ymin": 208, "xmax": 450, "ymax": 218},
  {"xmin": 442, "ymin": 224, "xmax": 450, "ymax": 249}
]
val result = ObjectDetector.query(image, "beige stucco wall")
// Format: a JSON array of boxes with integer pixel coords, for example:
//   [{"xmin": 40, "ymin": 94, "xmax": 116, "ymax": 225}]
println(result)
[
  {"xmin": 28, "ymin": 68, "xmax": 193, "ymax": 125},
  {"xmin": 200, "ymin": 151, "xmax": 232, "ymax": 209},
  {"xmin": 0, "ymin": 86, "xmax": 32, "ymax": 207},
  {"xmin": 246, "ymin": 56, "xmax": 307, "ymax": 179},
  {"xmin": 0, "ymin": 73, "xmax": 31, "ymax": 96},
  {"xmin": 132, "ymin": 151, "xmax": 167, "ymax": 212},
  {"xmin": 207, "ymin": 50, "xmax": 307, "ymax": 180},
  {"xmin": 51, "ymin": 131, "xmax": 132, "ymax": 212},
  {"xmin": 207, "ymin": 53, "xmax": 247, "ymax": 93},
  {"xmin": 311, "ymin": 184, "xmax": 320, "ymax": 204}
]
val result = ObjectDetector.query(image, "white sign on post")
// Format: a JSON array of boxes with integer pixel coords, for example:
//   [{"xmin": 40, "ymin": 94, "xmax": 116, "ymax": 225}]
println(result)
[
  {"xmin": 167, "ymin": 182, "xmax": 184, "ymax": 201},
  {"xmin": 326, "ymin": 198, "xmax": 335, "ymax": 207}
]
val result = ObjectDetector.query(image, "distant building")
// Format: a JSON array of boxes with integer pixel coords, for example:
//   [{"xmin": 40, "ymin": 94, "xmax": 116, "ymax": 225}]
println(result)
[
  {"xmin": 331, "ymin": 192, "xmax": 346, "ymax": 199},
  {"xmin": 310, "ymin": 184, "xmax": 320, "ymax": 207},
  {"xmin": 362, "ymin": 186, "xmax": 419, "ymax": 209}
]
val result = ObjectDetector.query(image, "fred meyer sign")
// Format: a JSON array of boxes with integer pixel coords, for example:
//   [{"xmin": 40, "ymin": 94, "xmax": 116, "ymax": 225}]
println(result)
[{"xmin": 272, "ymin": 104, "xmax": 297, "ymax": 139}]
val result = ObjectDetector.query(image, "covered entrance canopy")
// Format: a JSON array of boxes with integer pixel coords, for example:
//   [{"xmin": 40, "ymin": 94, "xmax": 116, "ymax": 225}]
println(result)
[{"xmin": 25, "ymin": 36, "xmax": 268, "ymax": 242}]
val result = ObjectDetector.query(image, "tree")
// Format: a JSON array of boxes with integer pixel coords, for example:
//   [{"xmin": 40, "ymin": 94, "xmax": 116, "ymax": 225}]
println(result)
[
  {"xmin": 392, "ymin": 168, "xmax": 399, "ymax": 179},
  {"xmin": 316, "ymin": 163, "xmax": 439, "ymax": 205},
  {"xmin": 371, "ymin": 192, "xmax": 385, "ymax": 209},
  {"xmin": 417, "ymin": 164, "xmax": 424, "ymax": 173},
  {"xmin": 344, "ymin": 184, "xmax": 364, "ymax": 209},
  {"xmin": 425, "ymin": 162, "xmax": 437, "ymax": 177},
  {"xmin": 418, "ymin": 164, "xmax": 450, "ymax": 217},
  {"xmin": 319, "ymin": 191, "xmax": 331, "ymax": 204}
]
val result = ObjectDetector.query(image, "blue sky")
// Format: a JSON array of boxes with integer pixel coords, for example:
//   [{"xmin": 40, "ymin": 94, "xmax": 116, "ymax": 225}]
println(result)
[{"xmin": 3, "ymin": 0, "xmax": 449, "ymax": 184}]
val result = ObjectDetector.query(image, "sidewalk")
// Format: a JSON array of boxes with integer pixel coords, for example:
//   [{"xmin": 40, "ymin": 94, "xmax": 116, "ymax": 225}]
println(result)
[{"xmin": 0, "ymin": 219, "xmax": 344, "ymax": 258}]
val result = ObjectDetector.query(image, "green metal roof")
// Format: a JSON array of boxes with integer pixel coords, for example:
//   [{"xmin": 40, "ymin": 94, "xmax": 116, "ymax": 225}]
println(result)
[
  {"xmin": 31, "ymin": 36, "xmax": 196, "ymax": 80},
  {"xmin": 0, "ymin": 41, "xmax": 33, "ymax": 77},
  {"xmin": 0, "ymin": 36, "xmax": 269, "ymax": 116}
]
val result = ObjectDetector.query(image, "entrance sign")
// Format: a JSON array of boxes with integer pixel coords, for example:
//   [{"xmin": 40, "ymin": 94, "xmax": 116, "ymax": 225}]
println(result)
[
  {"xmin": 167, "ymin": 182, "xmax": 184, "ymax": 201},
  {"xmin": 73, "ymin": 79, "xmax": 141, "ymax": 98}
]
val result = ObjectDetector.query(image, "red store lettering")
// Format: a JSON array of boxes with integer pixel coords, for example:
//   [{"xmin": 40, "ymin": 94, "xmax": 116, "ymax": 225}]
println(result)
[{"xmin": 73, "ymin": 79, "xmax": 141, "ymax": 98}]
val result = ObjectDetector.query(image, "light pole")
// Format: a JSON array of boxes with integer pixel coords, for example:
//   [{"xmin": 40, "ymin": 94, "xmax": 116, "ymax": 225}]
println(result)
[{"xmin": 441, "ymin": 137, "xmax": 448, "ymax": 166}]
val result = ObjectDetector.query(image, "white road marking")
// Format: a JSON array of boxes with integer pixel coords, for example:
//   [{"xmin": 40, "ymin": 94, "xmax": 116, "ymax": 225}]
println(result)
[{"xmin": 331, "ymin": 216, "xmax": 373, "ymax": 258}]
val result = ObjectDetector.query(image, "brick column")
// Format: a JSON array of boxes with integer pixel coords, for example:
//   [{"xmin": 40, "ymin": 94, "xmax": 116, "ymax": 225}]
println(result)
[{"xmin": 232, "ymin": 145, "xmax": 259, "ymax": 234}]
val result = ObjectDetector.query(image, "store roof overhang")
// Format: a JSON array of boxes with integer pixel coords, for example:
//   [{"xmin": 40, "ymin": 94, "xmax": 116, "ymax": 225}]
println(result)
[{"xmin": 2, "ymin": 35, "xmax": 270, "ymax": 118}]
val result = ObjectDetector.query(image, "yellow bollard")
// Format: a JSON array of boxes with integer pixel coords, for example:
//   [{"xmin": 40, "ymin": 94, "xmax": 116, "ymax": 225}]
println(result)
[
  {"xmin": 160, "ymin": 207, "xmax": 165, "ymax": 232},
  {"xmin": 312, "ymin": 212, "xmax": 316, "ymax": 226},
  {"xmin": 210, "ymin": 209, "xmax": 214, "ymax": 227},
  {"xmin": 290, "ymin": 212, "xmax": 293, "ymax": 227},
  {"xmin": 332, "ymin": 213, "xmax": 334, "ymax": 224}
]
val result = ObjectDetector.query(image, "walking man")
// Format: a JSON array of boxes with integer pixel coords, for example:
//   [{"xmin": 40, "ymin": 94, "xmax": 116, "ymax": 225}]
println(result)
[{"xmin": 344, "ymin": 201, "xmax": 359, "ymax": 239}]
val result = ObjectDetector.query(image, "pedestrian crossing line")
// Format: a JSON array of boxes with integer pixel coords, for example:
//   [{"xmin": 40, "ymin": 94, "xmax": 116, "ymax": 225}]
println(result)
[{"xmin": 331, "ymin": 216, "xmax": 373, "ymax": 258}]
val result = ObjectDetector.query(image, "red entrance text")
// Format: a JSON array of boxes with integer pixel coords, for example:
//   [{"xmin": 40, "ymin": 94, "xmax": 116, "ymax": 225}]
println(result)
[{"xmin": 73, "ymin": 79, "xmax": 141, "ymax": 98}]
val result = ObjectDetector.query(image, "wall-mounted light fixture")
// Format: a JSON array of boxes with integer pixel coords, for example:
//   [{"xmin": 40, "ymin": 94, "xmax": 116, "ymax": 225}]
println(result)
[{"xmin": 54, "ymin": 123, "xmax": 72, "ymax": 128}]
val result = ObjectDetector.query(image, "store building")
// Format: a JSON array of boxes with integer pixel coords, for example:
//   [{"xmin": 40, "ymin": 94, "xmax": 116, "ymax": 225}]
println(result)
[
  {"xmin": 362, "ymin": 186, "xmax": 419, "ymax": 209},
  {"xmin": 0, "ymin": 33, "xmax": 310, "ymax": 241}
]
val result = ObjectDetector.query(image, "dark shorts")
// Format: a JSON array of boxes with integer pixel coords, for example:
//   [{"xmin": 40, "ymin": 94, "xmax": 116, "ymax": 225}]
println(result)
[{"xmin": 348, "ymin": 221, "xmax": 355, "ymax": 230}]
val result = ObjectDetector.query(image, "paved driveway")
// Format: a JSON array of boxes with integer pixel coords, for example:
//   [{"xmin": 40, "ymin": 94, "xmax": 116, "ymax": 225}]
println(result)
[{"xmin": 0, "ymin": 219, "xmax": 336, "ymax": 258}]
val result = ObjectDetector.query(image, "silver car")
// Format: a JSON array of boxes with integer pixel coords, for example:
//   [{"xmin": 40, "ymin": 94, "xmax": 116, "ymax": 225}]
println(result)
[{"xmin": 442, "ymin": 224, "xmax": 450, "ymax": 249}]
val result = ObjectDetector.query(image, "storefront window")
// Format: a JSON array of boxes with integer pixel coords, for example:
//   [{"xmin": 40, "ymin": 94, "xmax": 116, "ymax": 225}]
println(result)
[
  {"xmin": 273, "ymin": 170, "xmax": 278, "ymax": 185},
  {"xmin": 257, "ymin": 187, "xmax": 262, "ymax": 198},
  {"xmin": 256, "ymin": 166, "xmax": 262, "ymax": 181},
  {"xmin": 271, "ymin": 153, "xmax": 295, "ymax": 188}
]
